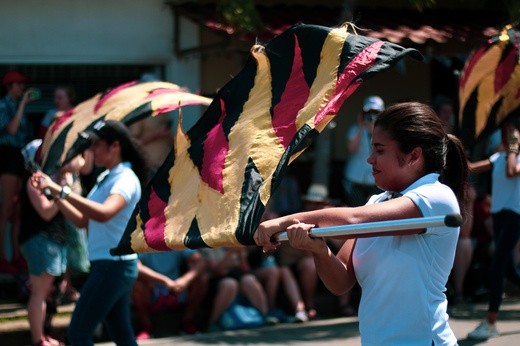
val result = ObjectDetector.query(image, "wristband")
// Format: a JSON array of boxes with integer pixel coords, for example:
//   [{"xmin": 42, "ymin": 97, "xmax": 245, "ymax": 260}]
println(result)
[
  {"xmin": 59, "ymin": 185, "xmax": 72, "ymax": 199},
  {"xmin": 508, "ymin": 134, "xmax": 519, "ymax": 146}
]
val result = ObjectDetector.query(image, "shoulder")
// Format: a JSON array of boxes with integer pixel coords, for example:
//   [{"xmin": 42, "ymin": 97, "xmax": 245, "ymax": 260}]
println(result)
[{"xmin": 404, "ymin": 175, "xmax": 459, "ymax": 217}]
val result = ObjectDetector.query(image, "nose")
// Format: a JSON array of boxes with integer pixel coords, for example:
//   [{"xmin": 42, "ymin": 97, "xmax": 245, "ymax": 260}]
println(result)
[{"xmin": 367, "ymin": 151, "xmax": 375, "ymax": 165}]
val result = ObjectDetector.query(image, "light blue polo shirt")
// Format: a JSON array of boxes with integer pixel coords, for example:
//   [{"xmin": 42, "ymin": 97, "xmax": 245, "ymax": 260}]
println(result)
[{"xmin": 86, "ymin": 162, "xmax": 140, "ymax": 261}]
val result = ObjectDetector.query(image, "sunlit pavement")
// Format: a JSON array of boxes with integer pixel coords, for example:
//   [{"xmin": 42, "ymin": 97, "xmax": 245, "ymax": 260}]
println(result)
[{"xmin": 96, "ymin": 298, "xmax": 520, "ymax": 346}]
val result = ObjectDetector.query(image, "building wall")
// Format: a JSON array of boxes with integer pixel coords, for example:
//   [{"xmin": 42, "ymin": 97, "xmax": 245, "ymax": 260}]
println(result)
[
  {"xmin": 0, "ymin": 0, "xmax": 171, "ymax": 64},
  {"xmin": 0, "ymin": 0, "xmax": 204, "ymax": 124}
]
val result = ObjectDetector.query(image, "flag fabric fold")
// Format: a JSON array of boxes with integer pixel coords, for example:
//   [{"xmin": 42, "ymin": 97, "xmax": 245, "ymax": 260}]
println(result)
[
  {"xmin": 111, "ymin": 23, "xmax": 422, "ymax": 255},
  {"xmin": 39, "ymin": 80, "xmax": 212, "ymax": 175},
  {"xmin": 458, "ymin": 25, "xmax": 520, "ymax": 147}
]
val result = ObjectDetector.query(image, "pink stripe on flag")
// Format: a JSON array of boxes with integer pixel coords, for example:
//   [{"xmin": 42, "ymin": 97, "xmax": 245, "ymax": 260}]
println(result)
[
  {"xmin": 494, "ymin": 41, "xmax": 518, "ymax": 93},
  {"xmin": 272, "ymin": 34, "xmax": 308, "ymax": 149},
  {"xmin": 50, "ymin": 109, "xmax": 74, "ymax": 134},
  {"xmin": 143, "ymin": 186, "xmax": 170, "ymax": 251},
  {"xmin": 144, "ymin": 88, "xmax": 183, "ymax": 99},
  {"xmin": 154, "ymin": 100, "xmax": 211, "ymax": 115},
  {"xmin": 315, "ymin": 41, "xmax": 383, "ymax": 125},
  {"xmin": 201, "ymin": 98, "xmax": 228, "ymax": 193},
  {"xmin": 94, "ymin": 80, "xmax": 137, "ymax": 112}
]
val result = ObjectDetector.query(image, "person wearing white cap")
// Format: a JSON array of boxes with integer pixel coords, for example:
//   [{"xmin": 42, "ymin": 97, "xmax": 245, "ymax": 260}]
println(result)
[{"xmin": 342, "ymin": 96, "xmax": 384, "ymax": 208}]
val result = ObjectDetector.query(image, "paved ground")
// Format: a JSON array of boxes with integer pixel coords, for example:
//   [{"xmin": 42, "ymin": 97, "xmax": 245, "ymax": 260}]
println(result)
[
  {"xmin": 2, "ymin": 275, "xmax": 519, "ymax": 345},
  {"xmin": 94, "ymin": 298, "xmax": 520, "ymax": 346}
]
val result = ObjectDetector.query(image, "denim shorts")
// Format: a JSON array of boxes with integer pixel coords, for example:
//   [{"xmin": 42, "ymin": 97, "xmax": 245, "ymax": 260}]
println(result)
[{"xmin": 20, "ymin": 233, "xmax": 67, "ymax": 276}]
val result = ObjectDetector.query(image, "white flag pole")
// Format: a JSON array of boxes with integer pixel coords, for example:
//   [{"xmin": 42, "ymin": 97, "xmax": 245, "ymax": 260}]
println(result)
[{"xmin": 276, "ymin": 214, "xmax": 462, "ymax": 242}]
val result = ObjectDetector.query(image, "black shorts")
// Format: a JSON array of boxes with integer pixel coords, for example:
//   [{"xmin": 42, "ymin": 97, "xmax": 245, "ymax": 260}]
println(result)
[{"xmin": 0, "ymin": 144, "xmax": 25, "ymax": 175}]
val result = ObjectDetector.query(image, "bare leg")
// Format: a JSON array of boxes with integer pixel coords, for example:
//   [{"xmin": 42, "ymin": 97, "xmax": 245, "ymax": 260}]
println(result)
[
  {"xmin": 9, "ymin": 202, "xmax": 22, "ymax": 262},
  {"xmin": 0, "ymin": 174, "xmax": 20, "ymax": 262},
  {"xmin": 280, "ymin": 266, "xmax": 305, "ymax": 312},
  {"xmin": 27, "ymin": 272, "xmax": 56, "ymax": 345},
  {"xmin": 131, "ymin": 280, "xmax": 152, "ymax": 331},
  {"xmin": 184, "ymin": 272, "xmax": 208, "ymax": 320},
  {"xmin": 297, "ymin": 256, "xmax": 317, "ymax": 317},
  {"xmin": 254, "ymin": 266, "xmax": 281, "ymax": 310},
  {"xmin": 239, "ymin": 274, "xmax": 268, "ymax": 315},
  {"xmin": 208, "ymin": 278, "xmax": 238, "ymax": 323}
]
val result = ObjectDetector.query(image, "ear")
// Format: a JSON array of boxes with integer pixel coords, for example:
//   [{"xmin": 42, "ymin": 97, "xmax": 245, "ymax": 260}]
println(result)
[
  {"xmin": 408, "ymin": 146, "xmax": 422, "ymax": 166},
  {"xmin": 109, "ymin": 140, "xmax": 121, "ymax": 153}
]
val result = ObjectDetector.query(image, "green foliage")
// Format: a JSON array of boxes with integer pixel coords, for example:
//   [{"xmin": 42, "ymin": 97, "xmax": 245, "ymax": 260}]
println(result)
[
  {"xmin": 217, "ymin": 0, "xmax": 264, "ymax": 34},
  {"xmin": 406, "ymin": 0, "xmax": 436, "ymax": 11}
]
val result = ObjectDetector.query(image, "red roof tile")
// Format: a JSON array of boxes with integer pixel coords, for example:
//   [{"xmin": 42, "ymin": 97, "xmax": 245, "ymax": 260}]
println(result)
[{"xmin": 173, "ymin": 3, "xmax": 502, "ymax": 45}]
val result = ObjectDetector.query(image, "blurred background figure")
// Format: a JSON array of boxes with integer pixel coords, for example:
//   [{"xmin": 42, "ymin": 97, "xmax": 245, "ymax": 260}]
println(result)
[
  {"xmin": 275, "ymin": 184, "xmax": 336, "ymax": 319},
  {"xmin": 201, "ymin": 246, "xmax": 276, "ymax": 331},
  {"xmin": 342, "ymin": 95, "xmax": 384, "ymax": 207},
  {"xmin": 467, "ymin": 118, "xmax": 520, "ymax": 340},
  {"xmin": 38, "ymin": 85, "xmax": 76, "ymax": 139},
  {"xmin": 248, "ymin": 245, "xmax": 310, "ymax": 324},
  {"xmin": 432, "ymin": 94, "xmax": 455, "ymax": 134},
  {"xmin": 0, "ymin": 69, "xmax": 36, "ymax": 275},
  {"xmin": 432, "ymin": 94, "xmax": 477, "ymax": 305},
  {"xmin": 132, "ymin": 250, "xmax": 207, "ymax": 340},
  {"xmin": 20, "ymin": 141, "xmax": 86, "ymax": 346}
]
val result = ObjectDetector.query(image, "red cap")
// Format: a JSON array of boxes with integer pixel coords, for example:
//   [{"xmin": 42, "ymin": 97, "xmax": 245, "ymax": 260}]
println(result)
[{"xmin": 2, "ymin": 70, "xmax": 29, "ymax": 86}]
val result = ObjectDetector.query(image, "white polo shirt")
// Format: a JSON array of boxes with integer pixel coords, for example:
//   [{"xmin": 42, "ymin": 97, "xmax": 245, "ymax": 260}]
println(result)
[
  {"xmin": 353, "ymin": 173, "xmax": 459, "ymax": 345},
  {"xmin": 489, "ymin": 152, "xmax": 520, "ymax": 214},
  {"xmin": 86, "ymin": 162, "xmax": 140, "ymax": 261}
]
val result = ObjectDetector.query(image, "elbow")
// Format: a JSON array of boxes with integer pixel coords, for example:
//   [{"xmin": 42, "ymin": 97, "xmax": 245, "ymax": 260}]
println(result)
[
  {"xmin": 97, "ymin": 215, "xmax": 111, "ymax": 223},
  {"xmin": 94, "ymin": 211, "xmax": 115, "ymax": 223},
  {"xmin": 69, "ymin": 218, "xmax": 88, "ymax": 228}
]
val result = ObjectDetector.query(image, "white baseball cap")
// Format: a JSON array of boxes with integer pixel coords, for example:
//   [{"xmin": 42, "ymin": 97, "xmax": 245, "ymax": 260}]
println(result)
[{"xmin": 362, "ymin": 96, "xmax": 385, "ymax": 113}]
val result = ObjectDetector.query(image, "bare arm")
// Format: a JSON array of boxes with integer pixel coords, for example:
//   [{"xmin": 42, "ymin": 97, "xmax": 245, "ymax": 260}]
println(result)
[
  {"xmin": 26, "ymin": 180, "xmax": 59, "ymax": 221},
  {"xmin": 468, "ymin": 158, "xmax": 492, "ymax": 174},
  {"xmin": 284, "ymin": 221, "xmax": 357, "ymax": 295},
  {"xmin": 31, "ymin": 171, "xmax": 127, "ymax": 228},
  {"xmin": 506, "ymin": 151, "xmax": 520, "ymax": 177},
  {"xmin": 254, "ymin": 196, "xmax": 422, "ymax": 252},
  {"xmin": 5, "ymin": 91, "xmax": 31, "ymax": 134},
  {"xmin": 172, "ymin": 252, "xmax": 206, "ymax": 292},
  {"xmin": 504, "ymin": 125, "xmax": 520, "ymax": 177},
  {"xmin": 137, "ymin": 260, "xmax": 174, "ymax": 286}
]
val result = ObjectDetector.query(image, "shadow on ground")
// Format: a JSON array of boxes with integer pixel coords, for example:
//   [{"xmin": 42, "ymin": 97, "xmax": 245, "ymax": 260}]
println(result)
[{"xmin": 169, "ymin": 319, "xmax": 360, "ymax": 345}]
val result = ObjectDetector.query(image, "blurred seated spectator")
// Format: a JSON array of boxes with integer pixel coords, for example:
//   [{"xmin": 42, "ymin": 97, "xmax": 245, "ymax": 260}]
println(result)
[
  {"xmin": 132, "ymin": 250, "xmax": 207, "ymax": 340},
  {"xmin": 275, "ymin": 184, "xmax": 337, "ymax": 319},
  {"xmin": 200, "ymin": 246, "xmax": 277, "ymax": 331},
  {"xmin": 248, "ymin": 245, "xmax": 309, "ymax": 323}
]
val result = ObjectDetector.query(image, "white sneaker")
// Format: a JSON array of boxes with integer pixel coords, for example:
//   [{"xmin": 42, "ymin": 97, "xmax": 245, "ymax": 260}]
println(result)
[
  {"xmin": 294, "ymin": 310, "xmax": 309, "ymax": 323},
  {"xmin": 467, "ymin": 321, "xmax": 499, "ymax": 339}
]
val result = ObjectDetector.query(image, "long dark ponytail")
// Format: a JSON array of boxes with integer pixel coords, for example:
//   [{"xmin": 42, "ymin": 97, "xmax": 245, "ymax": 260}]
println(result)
[
  {"xmin": 101, "ymin": 120, "xmax": 149, "ymax": 186},
  {"xmin": 375, "ymin": 102, "xmax": 469, "ymax": 216}
]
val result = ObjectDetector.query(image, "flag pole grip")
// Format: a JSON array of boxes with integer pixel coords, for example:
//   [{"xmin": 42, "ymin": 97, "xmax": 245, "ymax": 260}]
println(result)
[{"xmin": 276, "ymin": 214, "xmax": 462, "ymax": 242}]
